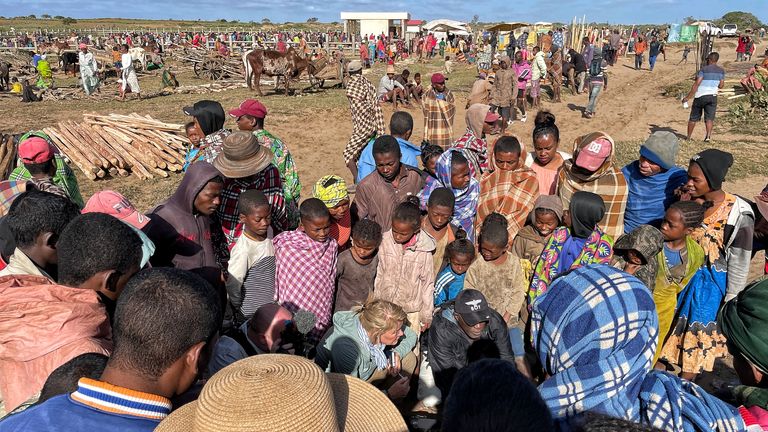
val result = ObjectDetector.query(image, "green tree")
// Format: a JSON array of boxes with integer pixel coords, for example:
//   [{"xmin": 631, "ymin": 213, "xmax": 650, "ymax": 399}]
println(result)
[
  {"xmin": 53, "ymin": 15, "xmax": 64, "ymax": 20},
  {"xmin": 716, "ymin": 11, "xmax": 764, "ymax": 30},
  {"xmin": 62, "ymin": 17, "xmax": 77, "ymax": 25},
  {"xmin": 261, "ymin": 18, "xmax": 271, "ymax": 24},
  {"xmin": 27, "ymin": 14, "xmax": 36, "ymax": 19},
  {"xmin": 41, "ymin": 14, "xmax": 51, "ymax": 19},
  {"xmin": 307, "ymin": 17, "xmax": 318, "ymax": 23}
]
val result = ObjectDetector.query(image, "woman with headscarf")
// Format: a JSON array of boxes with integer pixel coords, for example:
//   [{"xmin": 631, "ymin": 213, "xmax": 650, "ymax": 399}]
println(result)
[
  {"xmin": 419, "ymin": 149, "xmax": 480, "ymax": 242},
  {"xmin": 719, "ymin": 278, "xmax": 768, "ymax": 430},
  {"xmin": 450, "ymin": 103, "xmax": 499, "ymax": 175},
  {"xmin": 313, "ymin": 175, "xmax": 353, "ymax": 249},
  {"xmin": 183, "ymin": 100, "xmax": 231, "ymax": 164},
  {"xmin": 556, "ymin": 131, "xmax": 628, "ymax": 239},
  {"xmin": 659, "ymin": 149, "xmax": 754, "ymax": 382},
  {"xmin": 532, "ymin": 264, "xmax": 746, "ymax": 431},
  {"xmin": 529, "ymin": 191, "xmax": 613, "ymax": 304},
  {"xmin": 476, "ymin": 136, "xmax": 539, "ymax": 242}
]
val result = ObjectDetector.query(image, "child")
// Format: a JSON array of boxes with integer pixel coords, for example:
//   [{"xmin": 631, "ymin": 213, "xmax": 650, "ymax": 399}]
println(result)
[
  {"xmin": 411, "ymin": 72, "xmax": 424, "ymax": 102},
  {"xmin": 420, "ymin": 142, "xmax": 443, "ymax": 181},
  {"xmin": 512, "ymin": 195, "xmax": 563, "ymax": 267},
  {"xmin": 182, "ymin": 121, "xmax": 204, "ymax": 172},
  {"xmin": 225, "ymin": 190, "xmax": 275, "ymax": 326},
  {"xmin": 374, "ymin": 197, "xmax": 436, "ymax": 334},
  {"xmin": 313, "ymin": 175, "xmax": 353, "ymax": 249},
  {"xmin": 444, "ymin": 55, "xmax": 454, "ymax": 74},
  {"xmin": 655, "ymin": 201, "xmax": 707, "ymax": 370},
  {"xmin": 334, "ymin": 219, "xmax": 382, "ymax": 312},
  {"xmin": 434, "ymin": 229, "xmax": 475, "ymax": 305},
  {"xmin": 274, "ymin": 198, "xmax": 338, "ymax": 343},
  {"xmin": 421, "ymin": 187, "xmax": 456, "ymax": 275},
  {"xmin": 464, "ymin": 213, "xmax": 530, "ymax": 378},
  {"xmin": 529, "ymin": 191, "xmax": 614, "ymax": 304},
  {"xmin": 678, "ymin": 45, "xmax": 691, "ymax": 65},
  {"xmin": 611, "ymin": 224, "xmax": 663, "ymax": 291}
]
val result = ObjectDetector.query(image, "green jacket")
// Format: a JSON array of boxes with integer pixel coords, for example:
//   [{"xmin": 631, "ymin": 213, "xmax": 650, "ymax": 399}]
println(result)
[{"xmin": 315, "ymin": 310, "xmax": 417, "ymax": 380}]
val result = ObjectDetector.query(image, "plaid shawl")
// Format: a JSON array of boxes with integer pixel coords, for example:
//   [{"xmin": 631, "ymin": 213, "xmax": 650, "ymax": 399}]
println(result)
[
  {"xmin": 557, "ymin": 132, "xmax": 628, "ymax": 240},
  {"xmin": 477, "ymin": 167, "xmax": 539, "ymax": 241},
  {"xmin": 532, "ymin": 264, "xmax": 744, "ymax": 431},
  {"xmin": 343, "ymin": 74, "xmax": 386, "ymax": 164},
  {"xmin": 529, "ymin": 226, "xmax": 613, "ymax": 305},
  {"xmin": 422, "ymin": 87, "xmax": 456, "ymax": 149},
  {"xmin": 419, "ymin": 149, "xmax": 480, "ymax": 242},
  {"xmin": 273, "ymin": 229, "xmax": 338, "ymax": 343}
]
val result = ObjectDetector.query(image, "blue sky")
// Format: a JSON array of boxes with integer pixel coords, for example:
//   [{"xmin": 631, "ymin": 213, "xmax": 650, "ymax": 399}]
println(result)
[{"xmin": 5, "ymin": 0, "xmax": 768, "ymax": 25}]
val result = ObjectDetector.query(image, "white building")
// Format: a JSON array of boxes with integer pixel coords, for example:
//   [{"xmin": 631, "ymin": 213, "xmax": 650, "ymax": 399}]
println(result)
[{"xmin": 340, "ymin": 12, "xmax": 410, "ymax": 41}]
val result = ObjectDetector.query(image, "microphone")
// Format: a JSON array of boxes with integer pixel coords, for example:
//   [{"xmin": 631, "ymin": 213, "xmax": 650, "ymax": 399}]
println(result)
[{"xmin": 293, "ymin": 310, "xmax": 317, "ymax": 336}]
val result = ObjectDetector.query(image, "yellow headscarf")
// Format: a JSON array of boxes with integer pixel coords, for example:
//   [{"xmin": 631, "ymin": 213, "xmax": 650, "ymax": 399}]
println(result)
[{"xmin": 312, "ymin": 175, "xmax": 349, "ymax": 208}]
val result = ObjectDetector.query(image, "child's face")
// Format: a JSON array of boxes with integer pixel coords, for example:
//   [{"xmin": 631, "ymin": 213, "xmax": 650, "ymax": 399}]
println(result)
[
  {"xmin": 186, "ymin": 127, "xmax": 203, "ymax": 147},
  {"xmin": 351, "ymin": 238, "xmax": 378, "ymax": 261},
  {"xmin": 660, "ymin": 208, "xmax": 688, "ymax": 242},
  {"xmin": 450, "ymin": 162, "xmax": 471, "ymax": 190},
  {"xmin": 415, "ymin": 75, "xmax": 421, "ymax": 84},
  {"xmin": 450, "ymin": 252, "xmax": 474, "ymax": 275},
  {"xmin": 239, "ymin": 205, "xmax": 271, "ymax": 239},
  {"xmin": 301, "ymin": 215, "xmax": 332, "ymax": 243},
  {"xmin": 425, "ymin": 155, "xmax": 439, "ymax": 175},
  {"xmin": 627, "ymin": 249, "xmax": 645, "ymax": 266},
  {"xmin": 494, "ymin": 151, "xmax": 521, "ymax": 172},
  {"xmin": 391, "ymin": 220, "xmax": 418, "ymax": 245},
  {"xmin": 534, "ymin": 210, "xmax": 559, "ymax": 237},
  {"xmin": 427, "ymin": 204, "xmax": 452, "ymax": 231},
  {"xmin": 479, "ymin": 239, "xmax": 506, "ymax": 262},
  {"xmin": 328, "ymin": 199, "xmax": 350, "ymax": 221}
]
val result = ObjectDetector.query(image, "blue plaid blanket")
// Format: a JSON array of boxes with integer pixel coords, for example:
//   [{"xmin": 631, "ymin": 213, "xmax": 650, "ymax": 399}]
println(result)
[{"xmin": 532, "ymin": 264, "xmax": 743, "ymax": 431}]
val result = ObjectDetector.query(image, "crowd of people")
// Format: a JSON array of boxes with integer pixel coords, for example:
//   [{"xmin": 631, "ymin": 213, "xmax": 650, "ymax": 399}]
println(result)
[{"xmin": 2, "ymin": 18, "xmax": 768, "ymax": 432}]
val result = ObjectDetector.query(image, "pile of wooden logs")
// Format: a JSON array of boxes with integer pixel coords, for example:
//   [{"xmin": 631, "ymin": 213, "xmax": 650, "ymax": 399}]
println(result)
[
  {"xmin": 43, "ymin": 113, "xmax": 187, "ymax": 181},
  {"xmin": 0, "ymin": 134, "xmax": 18, "ymax": 179}
]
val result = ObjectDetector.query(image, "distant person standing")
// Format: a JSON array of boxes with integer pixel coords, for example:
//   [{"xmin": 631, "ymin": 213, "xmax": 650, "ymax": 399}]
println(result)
[
  {"xmin": 118, "ymin": 44, "xmax": 140, "ymax": 100},
  {"xmin": 683, "ymin": 52, "xmax": 725, "ymax": 142},
  {"xmin": 77, "ymin": 43, "xmax": 99, "ymax": 95},
  {"xmin": 634, "ymin": 36, "xmax": 647, "ymax": 70},
  {"xmin": 648, "ymin": 37, "xmax": 661, "ymax": 71}
]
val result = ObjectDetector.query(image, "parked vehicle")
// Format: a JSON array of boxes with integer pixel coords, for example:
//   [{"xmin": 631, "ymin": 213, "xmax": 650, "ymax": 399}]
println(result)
[{"xmin": 722, "ymin": 24, "xmax": 738, "ymax": 37}]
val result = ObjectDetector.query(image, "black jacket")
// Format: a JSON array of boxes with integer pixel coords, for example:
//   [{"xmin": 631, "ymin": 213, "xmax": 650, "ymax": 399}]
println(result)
[{"xmin": 426, "ymin": 302, "xmax": 515, "ymax": 398}]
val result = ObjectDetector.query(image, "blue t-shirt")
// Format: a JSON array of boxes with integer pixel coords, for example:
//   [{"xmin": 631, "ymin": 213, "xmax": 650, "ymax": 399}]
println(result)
[
  {"xmin": 434, "ymin": 266, "xmax": 465, "ymax": 306},
  {"xmin": 0, "ymin": 394, "xmax": 161, "ymax": 432},
  {"xmin": 694, "ymin": 64, "xmax": 725, "ymax": 98},
  {"xmin": 664, "ymin": 244, "xmax": 683, "ymax": 268},
  {"xmin": 356, "ymin": 137, "xmax": 421, "ymax": 182}
]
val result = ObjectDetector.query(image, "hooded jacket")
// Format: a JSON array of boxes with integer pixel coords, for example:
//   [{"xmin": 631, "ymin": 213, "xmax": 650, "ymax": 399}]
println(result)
[
  {"xmin": 373, "ymin": 230, "xmax": 436, "ymax": 326},
  {"xmin": 0, "ymin": 275, "xmax": 111, "ymax": 413},
  {"xmin": 146, "ymin": 162, "xmax": 224, "ymax": 286}
]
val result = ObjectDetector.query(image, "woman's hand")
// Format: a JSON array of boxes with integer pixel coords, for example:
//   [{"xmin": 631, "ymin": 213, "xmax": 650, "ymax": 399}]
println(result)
[{"xmin": 387, "ymin": 352, "xmax": 401, "ymax": 376}]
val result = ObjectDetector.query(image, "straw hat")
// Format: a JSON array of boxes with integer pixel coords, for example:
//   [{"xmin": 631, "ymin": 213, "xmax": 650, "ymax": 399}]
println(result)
[
  {"xmin": 212, "ymin": 131, "xmax": 273, "ymax": 179},
  {"xmin": 386, "ymin": 64, "xmax": 396, "ymax": 74},
  {"xmin": 156, "ymin": 354, "xmax": 407, "ymax": 432}
]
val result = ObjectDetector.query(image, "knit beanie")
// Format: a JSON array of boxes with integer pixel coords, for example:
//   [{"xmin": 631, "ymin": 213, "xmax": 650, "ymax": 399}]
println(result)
[
  {"xmin": 639, "ymin": 131, "xmax": 679, "ymax": 170},
  {"xmin": 690, "ymin": 149, "xmax": 734, "ymax": 190}
]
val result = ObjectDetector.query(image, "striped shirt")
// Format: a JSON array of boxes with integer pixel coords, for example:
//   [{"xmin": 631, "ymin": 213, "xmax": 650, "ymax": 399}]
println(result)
[
  {"xmin": 70, "ymin": 378, "xmax": 172, "ymax": 421},
  {"xmin": 694, "ymin": 64, "xmax": 725, "ymax": 98},
  {"xmin": 225, "ymin": 230, "xmax": 276, "ymax": 322}
]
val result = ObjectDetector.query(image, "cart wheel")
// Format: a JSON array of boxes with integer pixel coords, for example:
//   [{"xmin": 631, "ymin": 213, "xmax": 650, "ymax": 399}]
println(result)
[{"xmin": 201, "ymin": 59, "xmax": 224, "ymax": 80}]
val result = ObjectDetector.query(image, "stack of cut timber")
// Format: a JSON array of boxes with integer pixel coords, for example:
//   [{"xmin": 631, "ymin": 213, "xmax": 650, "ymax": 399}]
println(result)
[
  {"xmin": 43, "ymin": 113, "xmax": 187, "ymax": 181},
  {"xmin": 0, "ymin": 134, "xmax": 18, "ymax": 179}
]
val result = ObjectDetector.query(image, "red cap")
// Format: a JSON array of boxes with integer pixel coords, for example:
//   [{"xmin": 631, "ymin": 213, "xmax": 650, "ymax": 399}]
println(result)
[
  {"xmin": 431, "ymin": 73, "xmax": 446, "ymax": 84},
  {"xmin": 83, "ymin": 190, "xmax": 150, "ymax": 229},
  {"xmin": 18, "ymin": 137, "xmax": 54, "ymax": 164},
  {"xmin": 575, "ymin": 137, "xmax": 612, "ymax": 171},
  {"xmin": 78, "ymin": 43, "xmax": 87, "ymax": 49},
  {"xmin": 229, "ymin": 99, "xmax": 268, "ymax": 119},
  {"xmin": 485, "ymin": 111, "xmax": 500, "ymax": 123}
]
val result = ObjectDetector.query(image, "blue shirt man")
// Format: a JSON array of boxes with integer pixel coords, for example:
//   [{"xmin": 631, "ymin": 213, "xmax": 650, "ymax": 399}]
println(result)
[{"xmin": 356, "ymin": 111, "xmax": 421, "ymax": 182}]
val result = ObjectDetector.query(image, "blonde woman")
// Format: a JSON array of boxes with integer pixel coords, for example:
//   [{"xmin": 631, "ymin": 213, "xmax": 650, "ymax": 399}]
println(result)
[{"xmin": 315, "ymin": 298, "xmax": 418, "ymax": 400}]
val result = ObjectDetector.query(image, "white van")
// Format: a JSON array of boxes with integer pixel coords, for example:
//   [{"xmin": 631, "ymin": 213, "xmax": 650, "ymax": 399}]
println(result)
[{"xmin": 722, "ymin": 24, "xmax": 738, "ymax": 37}]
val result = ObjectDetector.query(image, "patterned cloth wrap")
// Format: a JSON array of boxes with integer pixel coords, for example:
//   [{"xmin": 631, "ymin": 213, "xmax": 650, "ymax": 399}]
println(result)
[
  {"xmin": 532, "ymin": 264, "xmax": 745, "ymax": 431},
  {"xmin": 313, "ymin": 175, "xmax": 349, "ymax": 208},
  {"xmin": 528, "ymin": 226, "xmax": 613, "ymax": 305},
  {"xmin": 419, "ymin": 149, "xmax": 480, "ymax": 242}
]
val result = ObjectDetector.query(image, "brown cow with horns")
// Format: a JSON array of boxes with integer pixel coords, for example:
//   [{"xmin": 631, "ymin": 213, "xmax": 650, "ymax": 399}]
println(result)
[{"xmin": 242, "ymin": 47, "xmax": 317, "ymax": 96}]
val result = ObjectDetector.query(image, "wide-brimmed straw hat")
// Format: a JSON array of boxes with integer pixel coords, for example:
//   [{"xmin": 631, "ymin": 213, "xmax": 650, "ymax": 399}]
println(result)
[
  {"xmin": 156, "ymin": 354, "xmax": 406, "ymax": 432},
  {"xmin": 212, "ymin": 131, "xmax": 273, "ymax": 179}
]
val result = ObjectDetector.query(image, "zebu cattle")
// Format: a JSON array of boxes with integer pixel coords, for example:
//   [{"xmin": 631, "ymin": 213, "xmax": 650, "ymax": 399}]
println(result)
[
  {"xmin": 59, "ymin": 52, "xmax": 78, "ymax": 77},
  {"xmin": 242, "ymin": 47, "xmax": 317, "ymax": 96}
]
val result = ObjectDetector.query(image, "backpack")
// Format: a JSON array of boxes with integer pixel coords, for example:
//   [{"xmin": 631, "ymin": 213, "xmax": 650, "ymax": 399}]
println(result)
[{"xmin": 589, "ymin": 58, "xmax": 602, "ymax": 77}]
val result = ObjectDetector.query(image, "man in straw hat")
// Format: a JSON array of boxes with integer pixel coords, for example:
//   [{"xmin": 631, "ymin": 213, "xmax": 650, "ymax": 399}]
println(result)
[
  {"xmin": 213, "ymin": 131, "xmax": 287, "ymax": 246},
  {"xmin": 377, "ymin": 64, "xmax": 406, "ymax": 110},
  {"xmin": 155, "ymin": 354, "xmax": 407, "ymax": 432},
  {"xmin": 0, "ymin": 268, "xmax": 222, "ymax": 431},
  {"xmin": 343, "ymin": 60, "xmax": 386, "ymax": 182}
]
